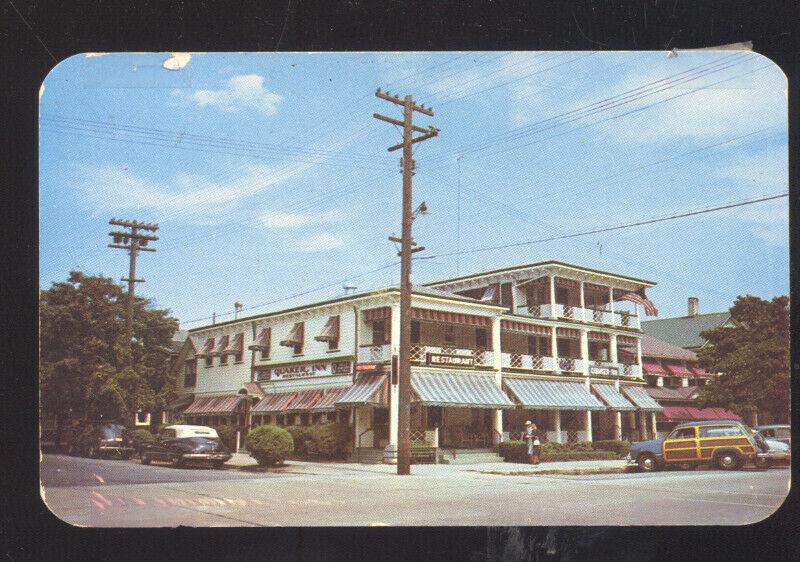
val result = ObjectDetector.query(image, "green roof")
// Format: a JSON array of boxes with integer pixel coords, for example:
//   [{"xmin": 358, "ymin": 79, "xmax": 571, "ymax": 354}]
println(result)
[
  {"xmin": 423, "ymin": 260, "xmax": 656, "ymax": 287},
  {"xmin": 641, "ymin": 312, "xmax": 731, "ymax": 349}
]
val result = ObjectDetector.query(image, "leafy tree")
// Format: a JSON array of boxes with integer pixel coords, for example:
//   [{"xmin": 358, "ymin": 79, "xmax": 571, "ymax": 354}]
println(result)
[
  {"xmin": 696, "ymin": 295, "xmax": 789, "ymax": 423},
  {"xmin": 40, "ymin": 271, "xmax": 179, "ymax": 443}
]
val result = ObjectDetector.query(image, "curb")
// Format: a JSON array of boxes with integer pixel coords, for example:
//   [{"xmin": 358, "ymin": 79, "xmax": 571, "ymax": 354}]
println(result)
[{"xmin": 472, "ymin": 466, "xmax": 629, "ymax": 476}]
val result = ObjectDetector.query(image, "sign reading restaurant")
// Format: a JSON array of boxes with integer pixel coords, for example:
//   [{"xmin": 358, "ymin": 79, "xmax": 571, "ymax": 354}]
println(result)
[
  {"xmin": 426, "ymin": 352, "xmax": 475, "ymax": 367},
  {"xmin": 257, "ymin": 360, "xmax": 352, "ymax": 381}
]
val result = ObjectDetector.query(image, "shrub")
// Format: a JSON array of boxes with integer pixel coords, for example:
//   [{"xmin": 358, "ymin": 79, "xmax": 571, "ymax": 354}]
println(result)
[
  {"xmin": 127, "ymin": 428, "xmax": 156, "ymax": 454},
  {"xmin": 215, "ymin": 424, "xmax": 239, "ymax": 451},
  {"xmin": 498, "ymin": 440, "xmax": 621, "ymax": 463},
  {"xmin": 540, "ymin": 450, "xmax": 619, "ymax": 462},
  {"xmin": 286, "ymin": 426, "xmax": 315, "ymax": 457},
  {"xmin": 286, "ymin": 423, "xmax": 352, "ymax": 460},
  {"xmin": 591, "ymin": 440, "xmax": 630, "ymax": 457},
  {"xmin": 246, "ymin": 425, "xmax": 294, "ymax": 466}
]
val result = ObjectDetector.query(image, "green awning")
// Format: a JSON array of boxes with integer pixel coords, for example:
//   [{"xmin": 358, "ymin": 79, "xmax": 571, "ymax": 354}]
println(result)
[
  {"xmin": 621, "ymin": 385, "xmax": 663, "ymax": 412},
  {"xmin": 411, "ymin": 371, "xmax": 514, "ymax": 409},
  {"xmin": 504, "ymin": 378, "xmax": 606, "ymax": 411},
  {"xmin": 591, "ymin": 383, "xmax": 636, "ymax": 411}
]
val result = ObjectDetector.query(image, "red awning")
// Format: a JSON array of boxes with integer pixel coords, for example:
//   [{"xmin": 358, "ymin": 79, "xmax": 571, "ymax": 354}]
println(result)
[
  {"xmin": 240, "ymin": 382, "xmax": 265, "ymax": 398},
  {"xmin": 411, "ymin": 308, "xmax": 491, "ymax": 326},
  {"xmin": 690, "ymin": 365, "xmax": 714, "ymax": 378},
  {"xmin": 285, "ymin": 390, "xmax": 324, "ymax": 412},
  {"xmin": 309, "ymin": 387, "xmax": 350, "ymax": 412},
  {"xmin": 664, "ymin": 362, "xmax": 693, "ymax": 377},
  {"xmin": 211, "ymin": 335, "xmax": 229, "ymax": 356},
  {"xmin": 196, "ymin": 337, "xmax": 215, "ymax": 357},
  {"xmin": 501, "ymin": 320, "xmax": 551, "ymax": 336},
  {"xmin": 699, "ymin": 407, "xmax": 743, "ymax": 422},
  {"xmin": 314, "ymin": 316, "xmax": 340, "ymax": 342},
  {"xmin": 250, "ymin": 392, "xmax": 297, "ymax": 413},
  {"xmin": 280, "ymin": 322, "xmax": 304, "ymax": 347},
  {"xmin": 587, "ymin": 331, "xmax": 610, "ymax": 342},
  {"xmin": 183, "ymin": 394, "xmax": 245, "ymax": 415},
  {"xmin": 248, "ymin": 327, "xmax": 271, "ymax": 351},
  {"xmin": 222, "ymin": 333, "xmax": 244, "ymax": 355},
  {"xmin": 642, "ymin": 360, "xmax": 667, "ymax": 375},
  {"xmin": 556, "ymin": 327, "xmax": 581, "ymax": 339},
  {"xmin": 661, "ymin": 405, "xmax": 742, "ymax": 422},
  {"xmin": 363, "ymin": 307, "xmax": 391, "ymax": 322}
]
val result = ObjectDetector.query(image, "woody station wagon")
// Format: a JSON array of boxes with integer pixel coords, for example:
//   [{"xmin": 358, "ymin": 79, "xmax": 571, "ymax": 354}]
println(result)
[{"xmin": 627, "ymin": 420, "xmax": 770, "ymax": 472}]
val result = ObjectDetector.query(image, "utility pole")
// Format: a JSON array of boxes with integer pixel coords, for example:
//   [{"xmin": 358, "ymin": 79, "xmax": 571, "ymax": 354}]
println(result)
[
  {"xmin": 374, "ymin": 89, "xmax": 439, "ymax": 475},
  {"xmin": 108, "ymin": 219, "xmax": 159, "ymax": 345}
]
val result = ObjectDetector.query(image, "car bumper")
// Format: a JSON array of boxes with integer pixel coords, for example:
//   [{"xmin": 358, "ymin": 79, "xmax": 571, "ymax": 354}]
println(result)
[
  {"xmin": 181, "ymin": 453, "xmax": 231, "ymax": 462},
  {"xmin": 99, "ymin": 446, "xmax": 134, "ymax": 455},
  {"xmin": 767, "ymin": 451, "xmax": 790, "ymax": 462},
  {"xmin": 625, "ymin": 454, "xmax": 639, "ymax": 466}
]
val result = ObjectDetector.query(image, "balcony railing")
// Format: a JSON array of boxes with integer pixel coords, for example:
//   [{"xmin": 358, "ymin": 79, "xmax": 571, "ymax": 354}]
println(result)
[
  {"xmin": 500, "ymin": 352, "xmax": 556, "ymax": 371},
  {"xmin": 519, "ymin": 303, "xmax": 640, "ymax": 328},
  {"xmin": 557, "ymin": 357, "xmax": 583, "ymax": 372},
  {"xmin": 623, "ymin": 364, "xmax": 642, "ymax": 377}
]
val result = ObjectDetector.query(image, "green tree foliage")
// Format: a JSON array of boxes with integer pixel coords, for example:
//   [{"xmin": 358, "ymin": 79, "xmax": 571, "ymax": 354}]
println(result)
[
  {"xmin": 696, "ymin": 295, "xmax": 790, "ymax": 423},
  {"xmin": 40, "ymin": 271, "xmax": 179, "ymax": 436}
]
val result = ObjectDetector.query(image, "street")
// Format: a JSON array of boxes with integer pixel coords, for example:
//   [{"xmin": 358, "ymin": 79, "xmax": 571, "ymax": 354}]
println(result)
[{"xmin": 41, "ymin": 454, "xmax": 790, "ymax": 527}]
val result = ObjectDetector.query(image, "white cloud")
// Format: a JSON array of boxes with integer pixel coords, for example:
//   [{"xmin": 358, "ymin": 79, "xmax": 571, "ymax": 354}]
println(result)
[
  {"xmin": 261, "ymin": 210, "xmax": 344, "ymax": 229},
  {"xmin": 288, "ymin": 232, "xmax": 344, "ymax": 252},
  {"xmin": 176, "ymin": 74, "xmax": 283, "ymax": 115}
]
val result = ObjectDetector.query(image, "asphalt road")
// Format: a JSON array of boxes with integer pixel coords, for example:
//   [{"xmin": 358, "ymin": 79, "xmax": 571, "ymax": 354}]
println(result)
[{"xmin": 41, "ymin": 454, "xmax": 790, "ymax": 527}]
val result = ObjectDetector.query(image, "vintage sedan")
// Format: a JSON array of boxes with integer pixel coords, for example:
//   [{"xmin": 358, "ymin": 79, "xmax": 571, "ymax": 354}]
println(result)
[
  {"xmin": 140, "ymin": 425, "xmax": 231, "ymax": 469},
  {"xmin": 67, "ymin": 422, "xmax": 134, "ymax": 459},
  {"xmin": 627, "ymin": 420, "xmax": 770, "ymax": 472},
  {"xmin": 754, "ymin": 424, "xmax": 790, "ymax": 447}
]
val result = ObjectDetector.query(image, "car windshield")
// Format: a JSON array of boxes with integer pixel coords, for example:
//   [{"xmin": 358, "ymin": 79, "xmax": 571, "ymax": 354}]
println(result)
[{"xmin": 100, "ymin": 425, "xmax": 124, "ymax": 438}]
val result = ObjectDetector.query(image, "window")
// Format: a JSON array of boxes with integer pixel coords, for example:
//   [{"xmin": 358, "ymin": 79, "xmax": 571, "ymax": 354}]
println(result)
[
  {"xmin": 557, "ymin": 338, "xmax": 577, "ymax": 358},
  {"xmin": 556, "ymin": 287, "xmax": 569, "ymax": 305},
  {"xmin": 220, "ymin": 353, "xmax": 228, "ymax": 365},
  {"xmin": 527, "ymin": 335, "xmax": 537, "ymax": 356},
  {"xmin": 234, "ymin": 351, "xmax": 243, "ymax": 363},
  {"xmin": 255, "ymin": 369, "xmax": 270, "ymax": 382},
  {"xmin": 293, "ymin": 342, "xmax": 303, "ymax": 355},
  {"xmin": 183, "ymin": 360, "xmax": 197, "ymax": 387},
  {"xmin": 668, "ymin": 427, "xmax": 696, "ymax": 440},
  {"xmin": 328, "ymin": 339, "xmax": 338, "ymax": 351},
  {"xmin": 411, "ymin": 320, "xmax": 420, "ymax": 344},
  {"xmin": 205, "ymin": 355, "xmax": 213, "ymax": 367},
  {"xmin": 136, "ymin": 411, "xmax": 149, "ymax": 424},
  {"xmin": 372, "ymin": 320, "xmax": 387, "ymax": 345},
  {"xmin": 443, "ymin": 324, "xmax": 455, "ymax": 345},
  {"xmin": 699, "ymin": 425, "xmax": 743, "ymax": 438},
  {"xmin": 475, "ymin": 327, "xmax": 487, "ymax": 349},
  {"xmin": 260, "ymin": 348, "xmax": 269, "ymax": 360}
]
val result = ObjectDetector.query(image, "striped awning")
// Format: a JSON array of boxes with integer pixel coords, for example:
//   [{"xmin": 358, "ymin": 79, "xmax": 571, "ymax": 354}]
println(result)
[
  {"xmin": 621, "ymin": 385, "xmax": 663, "ymax": 412},
  {"xmin": 249, "ymin": 327, "xmax": 271, "ymax": 351},
  {"xmin": 240, "ymin": 382, "xmax": 265, "ymax": 398},
  {"xmin": 501, "ymin": 320, "xmax": 551, "ymax": 336},
  {"xmin": 504, "ymin": 378, "xmax": 605, "ymax": 411},
  {"xmin": 250, "ymin": 391, "xmax": 297, "ymax": 413},
  {"xmin": 336, "ymin": 374, "xmax": 387, "ymax": 406},
  {"xmin": 314, "ymin": 316, "xmax": 340, "ymax": 343},
  {"xmin": 363, "ymin": 307, "xmax": 391, "ymax": 322},
  {"xmin": 690, "ymin": 365, "xmax": 713, "ymax": 378},
  {"xmin": 661, "ymin": 406, "xmax": 742, "ymax": 422},
  {"xmin": 556, "ymin": 327, "xmax": 581, "ymax": 339},
  {"xmin": 664, "ymin": 362, "xmax": 693, "ymax": 377},
  {"xmin": 285, "ymin": 390, "xmax": 324, "ymax": 412},
  {"xmin": 412, "ymin": 308, "xmax": 491, "ymax": 326},
  {"xmin": 280, "ymin": 322, "xmax": 304, "ymax": 347},
  {"xmin": 642, "ymin": 360, "xmax": 667, "ymax": 375},
  {"xmin": 183, "ymin": 394, "xmax": 245, "ymax": 415},
  {"xmin": 309, "ymin": 387, "xmax": 351, "ymax": 412},
  {"xmin": 222, "ymin": 332, "xmax": 244, "ymax": 355},
  {"xmin": 591, "ymin": 383, "xmax": 636, "ymax": 411},
  {"xmin": 411, "ymin": 371, "xmax": 514, "ymax": 409},
  {"xmin": 587, "ymin": 331, "xmax": 610, "ymax": 342},
  {"xmin": 211, "ymin": 335, "xmax": 229, "ymax": 356},
  {"xmin": 196, "ymin": 337, "xmax": 215, "ymax": 357}
]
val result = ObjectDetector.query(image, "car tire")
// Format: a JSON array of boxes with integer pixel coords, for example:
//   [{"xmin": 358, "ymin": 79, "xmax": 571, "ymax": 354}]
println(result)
[
  {"xmin": 171, "ymin": 455, "xmax": 184, "ymax": 468},
  {"xmin": 715, "ymin": 450, "xmax": 743, "ymax": 470},
  {"xmin": 140, "ymin": 454, "xmax": 151, "ymax": 465},
  {"xmin": 212, "ymin": 461, "xmax": 225, "ymax": 470},
  {"xmin": 755, "ymin": 457, "xmax": 771, "ymax": 470},
  {"xmin": 637, "ymin": 453, "xmax": 658, "ymax": 472}
]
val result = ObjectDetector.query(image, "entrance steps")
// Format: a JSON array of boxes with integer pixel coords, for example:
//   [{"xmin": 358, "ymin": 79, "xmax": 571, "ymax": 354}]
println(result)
[
  {"xmin": 440, "ymin": 448, "xmax": 503, "ymax": 465},
  {"xmin": 352, "ymin": 447, "xmax": 385, "ymax": 464}
]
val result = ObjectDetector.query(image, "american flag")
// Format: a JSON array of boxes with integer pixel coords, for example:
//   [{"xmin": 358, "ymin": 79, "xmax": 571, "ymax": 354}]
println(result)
[{"xmin": 614, "ymin": 288, "xmax": 658, "ymax": 316}]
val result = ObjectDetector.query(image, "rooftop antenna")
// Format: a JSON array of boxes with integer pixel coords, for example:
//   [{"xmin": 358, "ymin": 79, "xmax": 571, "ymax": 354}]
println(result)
[
  {"xmin": 234, "ymin": 302, "xmax": 243, "ymax": 319},
  {"xmin": 343, "ymin": 283, "xmax": 357, "ymax": 295}
]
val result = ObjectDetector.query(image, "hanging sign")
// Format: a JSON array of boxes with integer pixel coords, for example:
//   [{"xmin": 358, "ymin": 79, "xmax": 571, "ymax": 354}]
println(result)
[{"xmin": 426, "ymin": 352, "xmax": 475, "ymax": 367}]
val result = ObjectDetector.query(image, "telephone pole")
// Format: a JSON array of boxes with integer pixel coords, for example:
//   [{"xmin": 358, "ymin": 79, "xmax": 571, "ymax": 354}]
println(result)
[
  {"xmin": 108, "ymin": 218, "xmax": 159, "ymax": 345},
  {"xmin": 374, "ymin": 89, "xmax": 439, "ymax": 475}
]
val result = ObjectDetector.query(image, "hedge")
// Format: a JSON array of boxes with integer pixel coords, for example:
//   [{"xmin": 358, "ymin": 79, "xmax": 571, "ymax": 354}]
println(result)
[
  {"xmin": 246, "ymin": 425, "xmax": 294, "ymax": 466},
  {"xmin": 591, "ymin": 440, "xmax": 630, "ymax": 456},
  {"xmin": 127, "ymin": 428, "xmax": 156, "ymax": 454},
  {"xmin": 286, "ymin": 422, "xmax": 352, "ymax": 460},
  {"xmin": 498, "ymin": 440, "xmax": 626, "ymax": 463}
]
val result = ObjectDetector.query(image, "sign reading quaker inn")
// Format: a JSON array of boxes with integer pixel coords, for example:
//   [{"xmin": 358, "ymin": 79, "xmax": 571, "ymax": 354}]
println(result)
[{"xmin": 265, "ymin": 360, "xmax": 352, "ymax": 381}]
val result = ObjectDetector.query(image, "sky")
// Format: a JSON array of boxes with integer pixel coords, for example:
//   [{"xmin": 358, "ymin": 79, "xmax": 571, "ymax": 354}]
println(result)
[{"xmin": 39, "ymin": 51, "xmax": 789, "ymax": 328}]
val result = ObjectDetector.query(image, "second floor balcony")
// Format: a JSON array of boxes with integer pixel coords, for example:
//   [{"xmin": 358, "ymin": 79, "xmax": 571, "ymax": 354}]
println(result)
[{"xmin": 519, "ymin": 303, "xmax": 640, "ymax": 329}]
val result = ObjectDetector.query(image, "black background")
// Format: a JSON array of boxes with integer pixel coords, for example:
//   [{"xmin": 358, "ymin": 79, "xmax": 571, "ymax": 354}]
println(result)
[{"xmin": 3, "ymin": 1, "xmax": 798, "ymax": 560}]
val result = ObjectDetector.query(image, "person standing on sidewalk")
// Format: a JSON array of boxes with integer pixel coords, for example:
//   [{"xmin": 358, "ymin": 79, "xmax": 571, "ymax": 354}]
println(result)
[{"xmin": 525, "ymin": 420, "xmax": 541, "ymax": 465}]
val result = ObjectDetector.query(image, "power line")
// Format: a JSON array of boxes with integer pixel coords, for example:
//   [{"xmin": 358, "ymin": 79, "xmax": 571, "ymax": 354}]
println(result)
[{"xmin": 422, "ymin": 193, "xmax": 788, "ymax": 260}]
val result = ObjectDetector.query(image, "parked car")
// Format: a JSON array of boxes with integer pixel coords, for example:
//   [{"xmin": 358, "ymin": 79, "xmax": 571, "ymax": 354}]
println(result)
[
  {"xmin": 140, "ymin": 425, "xmax": 231, "ymax": 469},
  {"xmin": 67, "ymin": 422, "xmax": 134, "ymax": 459},
  {"xmin": 761, "ymin": 435, "xmax": 790, "ymax": 465},
  {"xmin": 626, "ymin": 420, "xmax": 770, "ymax": 472},
  {"xmin": 754, "ymin": 424, "xmax": 790, "ymax": 447}
]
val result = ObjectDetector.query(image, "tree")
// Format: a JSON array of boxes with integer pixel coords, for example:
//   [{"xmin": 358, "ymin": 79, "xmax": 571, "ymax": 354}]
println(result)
[
  {"xmin": 696, "ymin": 295, "xmax": 789, "ymax": 423},
  {"xmin": 40, "ymin": 271, "xmax": 179, "ymax": 442}
]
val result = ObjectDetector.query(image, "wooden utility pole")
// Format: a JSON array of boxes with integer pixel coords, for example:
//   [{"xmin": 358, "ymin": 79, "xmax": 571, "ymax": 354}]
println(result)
[
  {"xmin": 374, "ymin": 89, "xmax": 439, "ymax": 475},
  {"xmin": 108, "ymin": 219, "xmax": 159, "ymax": 345}
]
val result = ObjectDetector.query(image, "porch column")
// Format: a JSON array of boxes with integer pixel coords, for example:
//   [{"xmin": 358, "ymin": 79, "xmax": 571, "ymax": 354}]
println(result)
[
  {"xmin": 584, "ymin": 410, "xmax": 593, "ymax": 443},
  {"xmin": 579, "ymin": 280, "xmax": 586, "ymax": 321},
  {"xmin": 552, "ymin": 410, "xmax": 562, "ymax": 444},
  {"xmin": 385, "ymin": 303, "xmax": 401, "ymax": 463},
  {"xmin": 550, "ymin": 326, "xmax": 558, "ymax": 368},
  {"xmin": 609, "ymin": 287, "xmax": 615, "ymax": 324},
  {"xmin": 651, "ymin": 412, "xmax": 658, "ymax": 439},
  {"xmin": 492, "ymin": 316, "xmax": 503, "ymax": 444},
  {"xmin": 627, "ymin": 411, "xmax": 636, "ymax": 439},
  {"xmin": 510, "ymin": 281, "xmax": 518, "ymax": 314},
  {"xmin": 639, "ymin": 411, "xmax": 648, "ymax": 440},
  {"xmin": 580, "ymin": 329, "xmax": 589, "ymax": 376},
  {"xmin": 613, "ymin": 411, "xmax": 622, "ymax": 441},
  {"xmin": 636, "ymin": 336, "xmax": 643, "ymax": 374},
  {"xmin": 549, "ymin": 275, "xmax": 556, "ymax": 318},
  {"xmin": 610, "ymin": 334, "xmax": 618, "ymax": 365}
]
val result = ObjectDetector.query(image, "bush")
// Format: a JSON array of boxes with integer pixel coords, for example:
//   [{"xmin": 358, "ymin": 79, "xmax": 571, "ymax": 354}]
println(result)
[
  {"xmin": 127, "ymin": 428, "xmax": 156, "ymax": 454},
  {"xmin": 286, "ymin": 423, "xmax": 352, "ymax": 460},
  {"xmin": 286, "ymin": 426, "xmax": 315, "ymax": 457},
  {"xmin": 591, "ymin": 440, "xmax": 630, "ymax": 457},
  {"xmin": 215, "ymin": 424, "xmax": 239, "ymax": 451},
  {"xmin": 246, "ymin": 425, "xmax": 294, "ymax": 466},
  {"xmin": 498, "ymin": 440, "xmax": 621, "ymax": 463}
]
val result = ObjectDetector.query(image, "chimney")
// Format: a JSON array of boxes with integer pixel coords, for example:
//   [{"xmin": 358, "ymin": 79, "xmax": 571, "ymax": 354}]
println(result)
[{"xmin": 688, "ymin": 297, "xmax": 699, "ymax": 317}]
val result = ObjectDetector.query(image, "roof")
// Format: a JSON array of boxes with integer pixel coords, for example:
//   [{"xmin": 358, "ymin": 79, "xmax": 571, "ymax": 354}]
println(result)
[
  {"xmin": 646, "ymin": 385, "xmax": 700, "ymax": 401},
  {"xmin": 641, "ymin": 312, "xmax": 730, "ymax": 349},
  {"xmin": 423, "ymin": 260, "xmax": 656, "ymax": 288},
  {"xmin": 639, "ymin": 334, "xmax": 698, "ymax": 361},
  {"xmin": 674, "ymin": 419, "xmax": 745, "ymax": 427}
]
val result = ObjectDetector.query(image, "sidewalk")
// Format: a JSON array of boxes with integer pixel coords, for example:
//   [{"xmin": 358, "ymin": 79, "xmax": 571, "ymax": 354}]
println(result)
[{"xmin": 226, "ymin": 452, "xmax": 627, "ymax": 476}]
